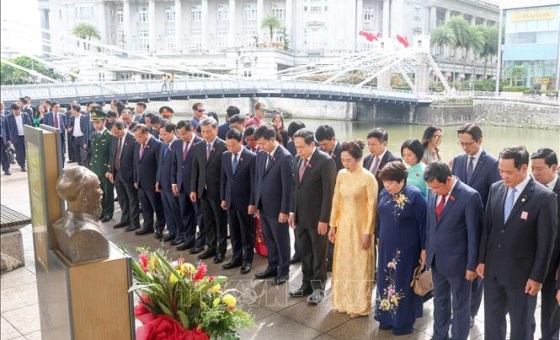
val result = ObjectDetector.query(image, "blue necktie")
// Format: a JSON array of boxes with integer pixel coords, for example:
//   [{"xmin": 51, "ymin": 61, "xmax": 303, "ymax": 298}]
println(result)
[
  {"xmin": 466, "ymin": 156, "xmax": 474, "ymax": 184},
  {"xmin": 232, "ymin": 153, "xmax": 238, "ymax": 174},
  {"xmin": 504, "ymin": 187, "xmax": 517, "ymax": 222},
  {"xmin": 163, "ymin": 145, "xmax": 168, "ymax": 158}
]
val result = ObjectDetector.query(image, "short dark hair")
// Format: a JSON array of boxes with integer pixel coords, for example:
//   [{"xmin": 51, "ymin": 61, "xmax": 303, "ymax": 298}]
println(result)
[
  {"xmin": 379, "ymin": 161, "xmax": 408, "ymax": 183},
  {"xmin": 229, "ymin": 114, "xmax": 245, "ymax": 126},
  {"xmin": 500, "ymin": 146, "xmax": 529, "ymax": 169},
  {"xmin": 254, "ymin": 125, "xmax": 276, "ymax": 140},
  {"xmin": 421, "ymin": 126, "xmax": 442, "ymax": 147},
  {"xmin": 145, "ymin": 112, "xmax": 155, "ymax": 120},
  {"xmin": 43, "ymin": 100, "xmax": 51, "ymax": 106},
  {"xmin": 10, "ymin": 104, "xmax": 19, "ymax": 111},
  {"xmin": 133, "ymin": 124, "xmax": 150, "ymax": 134},
  {"xmin": 19, "ymin": 98, "xmax": 28, "ymax": 105},
  {"xmin": 207, "ymin": 112, "xmax": 219, "ymax": 124},
  {"xmin": 457, "ymin": 123, "xmax": 483, "ymax": 141},
  {"xmin": 200, "ymin": 117, "xmax": 218, "ymax": 128},
  {"xmin": 160, "ymin": 121, "xmax": 176, "ymax": 133},
  {"xmin": 107, "ymin": 110, "xmax": 118, "ymax": 118},
  {"xmin": 113, "ymin": 120, "xmax": 126, "ymax": 130},
  {"xmin": 150, "ymin": 115, "xmax": 162, "ymax": 125},
  {"xmin": 254, "ymin": 101, "xmax": 265, "ymax": 111},
  {"xmin": 136, "ymin": 102, "xmax": 147, "ymax": 109},
  {"xmin": 176, "ymin": 120, "xmax": 193, "ymax": 131},
  {"xmin": 244, "ymin": 125, "xmax": 256, "ymax": 138},
  {"xmin": 341, "ymin": 140, "xmax": 365, "ymax": 160},
  {"xmin": 423, "ymin": 161, "xmax": 452, "ymax": 183},
  {"xmin": 287, "ymin": 121, "xmax": 306, "ymax": 138},
  {"xmin": 531, "ymin": 148, "xmax": 558, "ymax": 167},
  {"xmin": 315, "ymin": 125, "xmax": 336, "ymax": 142},
  {"xmin": 367, "ymin": 128, "xmax": 388, "ymax": 143},
  {"xmin": 226, "ymin": 106, "xmax": 240, "ymax": 118},
  {"xmin": 293, "ymin": 128, "xmax": 315, "ymax": 145},
  {"xmin": 52, "ymin": 102, "xmax": 59, "ymax": 107},
  {"xmin": 226, "ymin": 128, "xmax": 243, "ymax": 141},
  {"xmin": 401, "ymin": 139, "xmax": 424, "ymax": 164},
  {"xmin": 70, "ymin": 105, "xmax": 81, "ymax": 113}
]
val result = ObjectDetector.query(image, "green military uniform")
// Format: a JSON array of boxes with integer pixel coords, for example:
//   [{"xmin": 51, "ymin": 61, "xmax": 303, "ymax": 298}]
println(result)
[{"xmin": 89, "ymin": 111, "xmax": 114, "ymax": 220}]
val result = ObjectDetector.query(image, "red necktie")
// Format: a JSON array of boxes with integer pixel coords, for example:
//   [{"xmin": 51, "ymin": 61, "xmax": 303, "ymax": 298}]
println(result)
[
  {"xmin": 182, "ymin": 142, "xmax": 189, "ymax": 161},
  {"xmin": 54, "ymin": 113, "xmax": 59, "ymax": 128},
  {"xmin": 299, "ymin": 159, "xmax": 308, "ymax": 182},
  {"xmin": 435, "ymin": 195, "xmax": 446, "ymax": 222},
  {"xmin": 139, "ymin": 144, "xmax": 146, "ymax": 159}
]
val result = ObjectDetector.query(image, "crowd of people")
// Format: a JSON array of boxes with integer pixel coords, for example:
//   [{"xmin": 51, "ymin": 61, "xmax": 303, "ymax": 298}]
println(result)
[{"xmin": 0, "ymin": 96, "xmax": 559, "ymax": 340}]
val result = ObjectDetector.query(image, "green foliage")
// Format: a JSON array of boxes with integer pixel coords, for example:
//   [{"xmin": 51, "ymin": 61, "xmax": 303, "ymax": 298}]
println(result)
[
  {"xmin": 72, "ymin": 22, "xmax": 102, "ymax": 50},
  {"xmin": 281, "ymin": 26, "xmax": 289, "ymax": 50},
  {"xmin": 261, "ymin": 15, "xmax": 282, "ymax": 43},
  {"xmin": 502, "ymin": 86, "xmax": 530, "ymax": 92},
  {"xmin": 1, "ymin": 56, "xmax": 62, "ymax": 85}
]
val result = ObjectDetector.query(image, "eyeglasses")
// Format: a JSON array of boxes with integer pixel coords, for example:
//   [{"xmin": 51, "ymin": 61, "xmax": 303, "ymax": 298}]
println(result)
[
  {"xmin": 458, "ymin": 141, "xmax": 476, "ymax": 147},
  {"xmin": 198, "ymin": 109, "xmax": 205, "ymax": 112}
]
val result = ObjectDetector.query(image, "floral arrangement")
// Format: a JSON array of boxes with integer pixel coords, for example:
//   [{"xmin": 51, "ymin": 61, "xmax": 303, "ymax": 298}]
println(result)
[
  {"xmin": 376, "ymin": 250, "xmax": 405, "ymax": 315},
  {"xmin": 124, "ymin": 247, "xmax": 255, "ymax": 340},
  {"xmin": 389, "ymin": 193, "xmax": 409, "ymax": 220}
]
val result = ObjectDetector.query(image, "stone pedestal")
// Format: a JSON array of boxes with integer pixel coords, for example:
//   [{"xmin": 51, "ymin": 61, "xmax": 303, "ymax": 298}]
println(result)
[{"xmin": 1, "ymin": 228, "xmax": 26, "ymax": 272}]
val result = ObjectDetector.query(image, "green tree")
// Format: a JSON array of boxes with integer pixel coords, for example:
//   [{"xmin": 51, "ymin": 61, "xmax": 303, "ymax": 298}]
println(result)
[
  {"xmin": 0, "ymin": 56, "xmax": 61, "ymax": 85},
  {"xmin": 431, "ymin": 26, "xmax": 455, "ymax": 57},
  {"xmin": 72, "ymin": 23, "xmax": 102, "ymax": 50},
  {"xmin": 479, "ymin": 25, "xmax": 499, "ymax": 79},
  {"xmin": 261, "ymin": 15, "xmax": 282, "ymax": 45},
  {"xmin": 445, "ymin": 16, "xmax": 470, "ymax": 82},
  {"xmin": 465, "ymin": 25, "xmax": 485, "ymax": 77},
  {"xmin": 281, "ymin": 26, "xmax": 289, "ymax": 50},
  {"xmin": 507, "ymin": 65, "xmax": 527, "ymax": 86}
]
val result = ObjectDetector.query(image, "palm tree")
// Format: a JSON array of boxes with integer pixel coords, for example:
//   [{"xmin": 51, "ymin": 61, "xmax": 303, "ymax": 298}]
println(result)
[
  {"xmin": 431, "ymin": 26, "xmax": 455, "ymax": 57},
  {"xmin": 261, "ymin": 15, "xmax": 282, "ymax": 45},
  {"xmin": 72, "ymin": 23, "xmax": 102, "ymax": 50},
  {"xmin": 445, "ymin": 16, "xmax": 470, "ymax": 82},
  {"xmin": 479, "ymin": 25, "xmax": 499, "ymax": 79},
  {"xmin": 465, "ymin": 25, "xmax": 485, "ymax": 77}
]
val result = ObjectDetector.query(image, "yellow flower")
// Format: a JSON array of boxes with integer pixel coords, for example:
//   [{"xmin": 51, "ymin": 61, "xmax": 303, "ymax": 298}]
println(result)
[
  {"xmin": 149, "ymin": 256, "xmax": 157, "ymax": 272},
  {"xmin": 391, "ymin": 295, "xmax": 399, "ymax": 304},
  {"xmin": 380, "ymin": 299, "xmax": 391, "ymax": 311},
  {"xmin": 180, "ymin": 263, "xmax": 196, "ymax": 275},
  {"xmin": 222, "ymin": 294, "xmax": 236, "ymax": 308},
  {"xmin": 208, "ymin": 283, "xmax": 221, "ymax": 294},
  {"xmin": 169, "ymin": 270, "xmax": 183, "ymax": 284},
  {"xmin": 213, "ymin": 298, "xmax": 221, "ymax": 307}
]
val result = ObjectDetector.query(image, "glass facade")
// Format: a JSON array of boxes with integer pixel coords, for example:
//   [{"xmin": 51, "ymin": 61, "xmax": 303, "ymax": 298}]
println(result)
[{"xmin": 503, "ymin": 5, "xmax": 560, "ymax": 90}]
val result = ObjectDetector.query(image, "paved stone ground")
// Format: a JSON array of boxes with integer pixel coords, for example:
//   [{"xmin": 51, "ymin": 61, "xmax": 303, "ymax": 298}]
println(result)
[{"xmin": 0, "ymin": 163, "xmax": 542, "ymax": 340}]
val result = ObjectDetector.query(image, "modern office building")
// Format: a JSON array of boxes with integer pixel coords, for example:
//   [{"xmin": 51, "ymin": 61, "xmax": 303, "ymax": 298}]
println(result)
[
  {"xmin": 38, "ymin": 0, "xmax": 499, "ymax": 81},
  {"xmin": 501, "ymin": 0, "xmax": 560, "ymax": 90}
]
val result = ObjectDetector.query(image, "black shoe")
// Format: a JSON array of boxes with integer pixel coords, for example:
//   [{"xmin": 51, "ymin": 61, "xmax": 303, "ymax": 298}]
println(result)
[
  {"xmin": 170, "ymin": 239, "xmax": 183, "ymax": 246},
  {"xmin": 255, "ymin": 269, "xmax": 277, "ymax": 279},
  {"xmin": 176, "ymin": 242, "xmax": 194, "ymax": 251},
  {"xmin": 290, "ymin": 256, "xmax": 301, "ymax": 264},
  {"xmin": 162, "ymin": 233, "xmax": 175, "ymax": 242},
  {"xmin": 113, "ymin": 221, "xmax": 129, "ymax": 229},
  {"xmin": 222, "ymin": 261, "xmax": 242, "ymax": 270},
  {"xmin": 289, "ymin": 286, "xmax": 313, "ymax": 297},
  {"xmin": 67, "ymin": 160, "xmax": 76, "ymax": 163},
  {"xmin": 155, "ymin": 231, "xmax": 164, "ymax": 240},
  {"xmin": 135, "ymin": 228, "xmax": 153, "ymax": 235},
  {"xmin": 114, "ymin": 197, "xmax": 119, "ymax": 202},
  {"xmin": 306, "ymin": 289, "xmax": 325, "ymax": 305},
  {"xmin": 240, "ymin": 263, "xmax": 252, "ymax": 274},
  {"xmin": 213, "ymin": 254, "xmax": 225, "ymax": 264},
  {"xmin": 189, "ymin": 247, "xmax": 204, "ymax": 254},
  {"xmin": 126, "ymin": 225, "xmax": 140, "ymax": 232},
  {"xmin": 272, "ymin": 275, "xmax": 288, "ymax": 286},
  {"xmin": 470, "ymin": 317, "xmax": 475, "ymax": 329},
  {"xmin": 100, "ymin": 215, "xmax": 112, "ymax": 223},
  {"xmin": 21, "ymin": 168, "xmax": 26, "ymax": 172},
  {"xmin": 198, "ymin": 250, "xmax": 217, "ymax": 260},
  {"xmin": 4, "ymin": 171, "xmax": 11, "ymax": 176}
]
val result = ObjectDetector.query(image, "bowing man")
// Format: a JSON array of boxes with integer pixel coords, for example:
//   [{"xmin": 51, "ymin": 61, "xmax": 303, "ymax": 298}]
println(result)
[{"xmin": 220, "ymin": 128, "xmax": 257, "ymax": 274}]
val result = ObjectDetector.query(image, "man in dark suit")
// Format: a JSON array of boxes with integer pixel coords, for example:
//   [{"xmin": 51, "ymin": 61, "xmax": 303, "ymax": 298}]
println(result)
[
  {"xmin": 132, "ymin": 124, "xmax": 166, "ymax": 238},
  {"xmin": 424, "ymin": 162, "xmax": 483, "ymax": 340},
  {"xmin": 477, "ymin": 146, "xmax": 557, "ymax": 340},
  {"xmin": 220, "ymin": 128, "xmax": 256, "ymax": 274},
  {"xmin": 286, "ymin": 121, "xmax": 306, "ymax": 158},
  {"xmin": 42, "ymin": 102, "xmax": 67, "ymax": 162},
  {"xmin": 156, "ymin": 122, "xmax": 183, "ymax": 244},
  {"xmin": 190, "ymin": 117, "xmax": 228, "ymax": 264},
  {"xmin": 120, "ymin": 109, "xmax": 137, "ymax": 131},
  {"xmin": 217, "ymin": 105, "xmax": 239, "ymax": 140},
  {"xmin": 67, "ymin": 105, "xmax": 90, "ymax": 166},
  {"xmin": 5, "ymin": 104, "xmax": 32, "ymax": 172},
  {"xmin": 315, "ymin": 124, "xmax": 343, "ymax": 272},
  {"xmin": 0, "ymin": 112, "xmax": 10, "ymax": 175},
  {"xmin": 530, "ymin": 148, "xmax": 560, "ymax": 340},
  {"xmin": 109, "ymin": 120, "xmax": 140, "ymax": 232},
  {"xmin": 288, "ymin": 128, "xmax": 336, "ymax": 304},
  {"xmin": 134, "ymin": 102, "xmax": 148, "ymax": 123},
  {"xmin": 172, "ymin": 120, "xmax": 202, "ymax": 251},
  {"xmin": 451, "ymin": 123, "xmax": 500, "ymax": 328},
  {"xmin": 253, "ymin": 125, "xmax": 293, "ymax": 286},
  {"xmin": 363, "ymin": 128, "xmax": 400, "ymax": 191}
]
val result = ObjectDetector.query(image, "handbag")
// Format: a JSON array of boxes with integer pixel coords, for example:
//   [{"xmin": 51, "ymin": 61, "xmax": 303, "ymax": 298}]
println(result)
[{"xmin": 410, "ymin": 262, "xmax": 433, "ymax": 296}]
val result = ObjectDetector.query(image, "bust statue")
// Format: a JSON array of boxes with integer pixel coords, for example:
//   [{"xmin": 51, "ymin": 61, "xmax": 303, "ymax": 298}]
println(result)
[{"xmin": 52, "ymin": 166, "xmax": 109, "ymax": 263}]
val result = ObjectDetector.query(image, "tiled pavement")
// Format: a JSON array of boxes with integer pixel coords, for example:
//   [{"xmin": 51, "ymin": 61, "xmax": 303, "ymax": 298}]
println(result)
[{"xmin": 1, "ymin": 164, "xmax": 542, "ymax": 339}]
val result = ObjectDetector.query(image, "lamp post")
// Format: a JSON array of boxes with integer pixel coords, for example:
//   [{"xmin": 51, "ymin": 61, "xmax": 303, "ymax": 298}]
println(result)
[{"xmin": 495, "ymin": 6, "xmax": 503, "ymax": 95}]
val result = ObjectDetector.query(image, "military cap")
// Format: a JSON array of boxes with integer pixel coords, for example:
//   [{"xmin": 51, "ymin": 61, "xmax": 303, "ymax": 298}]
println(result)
[
  {"xmin": 159, "ymin": 106, "xmax": 174, "ymax": 117},
  {"xmin": 91, "ymin": 109, "xmax": 107, "ymax": 120}
]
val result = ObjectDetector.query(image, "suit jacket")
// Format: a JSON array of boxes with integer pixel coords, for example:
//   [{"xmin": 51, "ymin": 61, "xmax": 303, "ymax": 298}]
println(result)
[
  {"xmin": 109, "ymin": 131, "xmax": 136, "ymax": 183},
  {"xmin": 42, "ymin": 112, "xmax": 67, "ymax": 141},
  {"xmin": 156, "ymin": 139, "xmax": 181, "ymax": 192},
  {"xmin": 452, "ymin": 150, "xmax": 500, "ymax": 207},
  {"xmin": 286, "ymin": 140, "xmax": 296, "ymax": 157},
  {"xmin": 172, "ymin": 136, "xmax": 202, "ymax": 193},
  {"xmin": 133, "ymin": 136, "xmax": 162, "ymax": 190},
  {"xmin": 217, "ymin": 122, "xmax": 230, "ymax": 140},
  {"xmin": 220, "ymin": 148, "xmax": 256, "ymax": 211},
  {"xmin": 0, "ymin": 115, "xmax": 8, "ymax": 141},
  {"xmin": 479, "ymin": 178, "xmax": 557, "ymax": 288},
  {"xmin": 254, "ymin": 144, "xmax": 293, "ymax": 217},
  {"xmin": 190, "ymin": 138, "xmax": 227, "ymax": 199},
  {"xmin": 363, "ymin": 150, "xmax": 400, "ymax": 190},
  {"xmin": 547, "ymin": 178, "xmax": 560, "ymax": 280},
  {"xmin": 426, "ymin": 179, "xmax": 483, "ymax": 278},
  {"xmin": 68, "ymin": 114, "xmax": 91, "ymax": 145},
  {"xmin": 320, "ymin": 141, "xmax": 343, "ymax": 171},
  {"xmin": 5, "ymin": 113, "xmax": 32, "ymax": 142},
  {"xmin": 290, "ymin": 149, "xmax": 337, "ymax": 228}
]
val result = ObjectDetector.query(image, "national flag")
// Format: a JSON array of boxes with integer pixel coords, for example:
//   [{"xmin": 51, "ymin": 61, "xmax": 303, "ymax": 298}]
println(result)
[{"xmin": 396, "ymin": 34, "xmax": 409, "ymax": 48}]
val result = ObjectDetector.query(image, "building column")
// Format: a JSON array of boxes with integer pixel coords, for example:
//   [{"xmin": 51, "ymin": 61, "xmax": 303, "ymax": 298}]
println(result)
[
  {"xmin": 228, "ymin": 0, "xmax": 236, "ymax": 48},
  {"xmin": 285, "ymin": 0, "xmax": 292, "ymax": 47},
  {"xmin": 175, "ymin": 0, "xmax": 182, "ymax": 51},
  {"xmin": 382, "ymin": 0, "xmax": 390, "ymax": 37},
  {"xmin": 39, "ymin": 9, "xmax": 51, "ymax": 53},
  {"xmin": 123, "ymin": 0, "xmax": 131, "ymax": 51},
  {"xmin": 257, "ymin": 0, "xmax": 264, "ymax": 43},
  {"xmin": 148, "ymin": 0, "xmax": 156, "ymax": 53},
  {"xmin": 445, "ymin": 9, "xmax": 450, "ymax": 21},
  {"xmin": 430, "ymin": 6, "xmax": 437, "ymax": 30},
  {"xmin": 356, "ymin": 0, "xmax": 363, "ymax": 51},
  {"xmin": 201, "ymin": 0, "xmax": 209, "ymax": 50}
]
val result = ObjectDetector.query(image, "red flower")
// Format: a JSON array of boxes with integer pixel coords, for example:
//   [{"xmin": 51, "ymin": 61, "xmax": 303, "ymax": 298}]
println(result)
[
  {"xmin": 194, "ymin": 263, "xmax": 207, "ymax": 281},
  {"xmin": 136, "ymin": 314, "xmax": 199, "ymax": 340},
  {"xmin": 192, "ymin": 327, "xmax": 210, "ymax": 340},
  {"xmin": 135, "ymin": 295, "xmax": 155, "ymax": 325},
  {"xmin": 139, "ymin": 253, "xmax": 149, "ymax": 273},
  {"xmin": 239, "ymin": 157, "xmax": 244, "ymax": 162},
  {"xmin": 209, "ymin": 275, "xmax": 215, "ymax": 282}
]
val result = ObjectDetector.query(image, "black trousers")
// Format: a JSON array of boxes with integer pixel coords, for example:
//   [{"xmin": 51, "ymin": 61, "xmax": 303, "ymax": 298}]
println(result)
[
  {"xmin": 200, "ymin": 192, "xmax": 227, "ymax": 255},
  {"xmin": 160, "ymin": 189, "xmax": 182, "ymax": 238},
  {"xmin": 72, "ymin": 136, "xmax": 86, "ymax": 166},
  {"xmin": 138, "ymin": 188, "xmax": 165, "ymax": 232},
  {"xmin": 260, "ymin": 214, "xmax": 290, "ymax": 277},
  {"xmin": 13, "ymin": 135, "xmax": 26, "ymax": 169},
  {"xmin": 470, "ymin": 276, "xmax": 483, "ymax": 317},
  {"xmin": 0, "ymin": 137, "xmax": 10, "ymax": 173},
  {"xmin": 484, "ymin": 275, "xmax": 537, "ymax": 340},
  {"xmin": 296, "ymin": 225, "xmax": 328, "ymax": 290},
  {"xmin": 227, "ymin": 208, "xmax": 255, "ymax": 265},
  {"xmin": 178, "ymin": 189, "xmax": 197, "ymax": 245},
  {"xmin": 115, "ymin": 171, "xmax": 140, "ymax": 228},
  {"xmin": 531, "ymin": 272, "xmax": 560, "ymax": 340},
  {"xmin": 67, "ymin": 132, "xmax": 74, "ymax": 161}
]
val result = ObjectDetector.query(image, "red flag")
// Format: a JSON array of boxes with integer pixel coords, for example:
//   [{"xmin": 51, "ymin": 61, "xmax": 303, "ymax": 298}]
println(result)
[
  {"xmin": 396, "ymin": 34, "xmax": 409, "ymax": 48},
  {"xmin": 359, "ymin": 31, "xmax": 377, "ymax": 42}
]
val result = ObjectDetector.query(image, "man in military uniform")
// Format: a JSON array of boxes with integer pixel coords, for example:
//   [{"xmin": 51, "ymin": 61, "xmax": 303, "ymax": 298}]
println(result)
[
  {"xmin": 89, "ymin": 109, "xmax": 114, "ymax": 223},
  {"xmin": 160, "ymin": 106, "xmax": 174, "ymax": 123}
]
